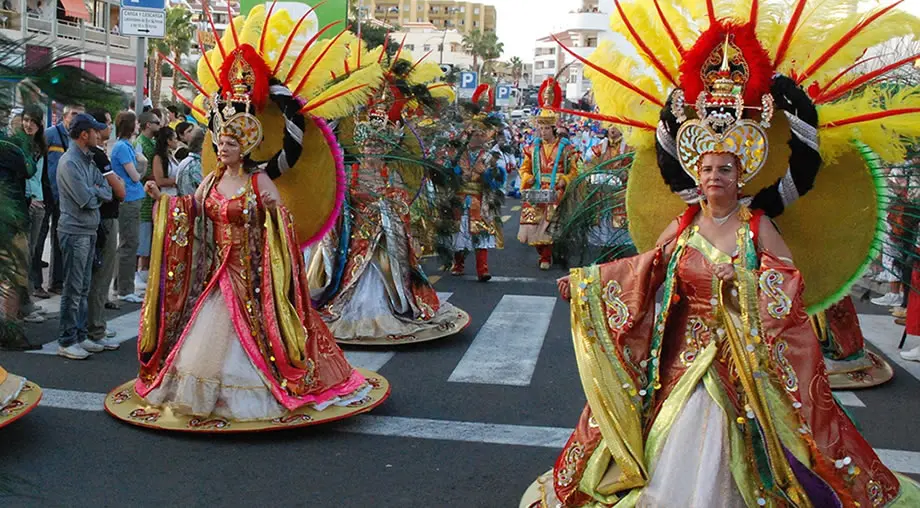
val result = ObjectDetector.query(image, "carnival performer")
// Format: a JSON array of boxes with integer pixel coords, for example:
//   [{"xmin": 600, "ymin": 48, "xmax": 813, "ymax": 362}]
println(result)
[
  {"xmin": 522, "ymin": 1, "xmax": 920, "ymax": 505},
  {"xmin": 446, "ymin": 86, "xmax": 506, "ymax": 281},
  {"xmin": 103, "ymin": 6, "xmax": 391, "ymax": 431},
  {"xmin": 518, "ymin": 79, "xmax": 579, "ymax": 270},
  {"xmin": 307, "ymin": 108, "xmax": 470, "ymax": 345}
]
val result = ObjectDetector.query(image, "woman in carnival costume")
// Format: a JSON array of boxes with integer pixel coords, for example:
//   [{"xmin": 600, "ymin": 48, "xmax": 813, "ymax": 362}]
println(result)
[
  {"xmin": 307, "ymin": 43, "xmax": 470, "ymax": 346},
  {"xmin": 522, "ymin": 0, "xmax": 920, "ymax": 505},
  {"xmin": 444, "ymin": 84, "xmax": 506, "ymax": 281},
  {"xmin": 103, "ymin": 5, "xmax": 392, "ymax": 431}
]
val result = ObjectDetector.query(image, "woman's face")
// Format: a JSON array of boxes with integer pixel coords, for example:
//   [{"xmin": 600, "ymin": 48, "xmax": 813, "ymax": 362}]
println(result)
[
  {"xmin": 179, "ymin": 128, "xmax": 192, "ymax": 144},
  {"xmin": 21, "ymin": 114, "xmax": 39, "ymax": 136},
  {"xmin": 133, "ymin": 120, "xmax": 140, "ymax": 136},
  {"xmin": 217, "ymin": 135, "xmax": 242, "ymax": 166},
  {"xmin": 699, "ymin": 152, "xmax": 740, "ymax": 202},
  {"xmin": 167, "ymin": 133, "xmax": 179, "ymax": 149}
]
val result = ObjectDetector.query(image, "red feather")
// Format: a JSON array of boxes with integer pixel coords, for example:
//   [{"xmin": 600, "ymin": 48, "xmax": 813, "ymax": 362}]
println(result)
[
  {"xmin": 259, "ymin": 0, "xmax": 278, "ymax": 54},
  {"xmin": 797, "ymin": 0, "xmax": 905, "ymax": 85},
  {"xmin": 472, "ymin": 83, "xmax": 491, "ymax": 106},
  {"xmin": 773, "ymin": 0, "xmax": 807, "ymax": 68},
  {"xmin": 160, "ymin": 52, "xmax": 207, "ymax": 96},
  {"xmin": 227, "ymin": 1, "xmax": 240, "ymax": 48},
  {"xmin": 537, "ymin": 79, "xmax": 562, "ymax": 109},
  {"xmin": 387, "ymin": 85, "xmax": 407, "ymax": 123},
  {"xmin": 219, "ymin": 44, "xmax": 272, "ymax": 112},
  {"xmin": 170, "ymin": 87, "xmax": 207, "ymax": 117},
  {"xmin": 821, "ymin": 108, "xmax": 920, "ymax": 128},
  {"xmin": 706, "ymin": 0, "xmax": 716, "ymax": 24},
  {"xmin": 552, "ymin": 35, "xmax": 663, "ymax": 107},
  {"xmin": 613, "ymin": 0, "xmax": 677, "ymax": 86},
  {"xmin": 544, "ymin": 106, "xmax": 656, "ymax": 131},
  {"xmin": 817, "ymin": 53, "xmax": 920, "ymax": 104},
  {"xmin": 391, "ymin": 34, "xmax": 409, "ymax": 69},
  {"xmin": 292, "ymin": 29, "xmax": 348, "ymax": 97},
  {"xmin": 272, "ymin": 2, "xmax": 327, "ymax": 76},
  {"xmin": 680, "ymin": 21, "xmax": 774, "ymax": 107},
  {"xmin": 814, "ymin": 51, "xmax": 876, "ymax": 96},
  {"xmin": 653, "ymin": 0, "xmax": 685, "ymax": 56},
  {"xmin": 203, "ymin": 2, "xmax": 227, "ymax": 60},
  {"xmin": 283, "ymin": 21, "xmax": 342, "ymax": 84},
  {"xmin": 409, "ymin": 50, "xmax": 434, "ymax": 74},
  {"xmin": 749, "ymin": 0, "xmax": 759, "ymax": 26}
]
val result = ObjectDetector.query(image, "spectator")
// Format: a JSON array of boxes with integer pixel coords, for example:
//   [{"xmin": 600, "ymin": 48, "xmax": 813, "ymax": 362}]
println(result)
[
  {"xmin": 133, "ymin": 111, "xmax": 159, "ymax": 295},
  {"xmin": 166, "ymin": 105, "xmax": 181, "ymax": 129},
  {"xmin": 87, "ymin": 109, "xmax": 125, "ymax": 344},
  {"xmin": 174, "ymin": 120, "xmax": 193, "ymax": 160},
  {"xmin": 19, "ymin": 106, "xmax": 49, "ymax": 321},
  {"xmin": 110, "ymin": 111, "xmax": 145, "ymax": 304},
  {"xmin": 55, "ymin": 113, "xmax": 116, "ymax": 359},
  {"xmin": 39, "ymin": 103, "xmax": 83, "ymax": 296},
  {"xmin": 175, "ymin": 127, "xmax": 204, "ymax": 197},
  {"xmin": 152, "ymin": 126, "xmax": 179, "ymax": 198}
]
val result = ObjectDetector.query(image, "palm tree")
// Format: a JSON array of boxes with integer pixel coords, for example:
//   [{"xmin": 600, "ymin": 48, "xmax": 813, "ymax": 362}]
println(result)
[
  {"xmin": 478, "ymin": 31, "xmax": 504, "ymax": 75},
  {"xmin": 461, "ymin": 29, "xmax": 485, "ymax": 70},
  {"xmin": 509, "ymin": 56, "xmax": 523, "ymax": 87},
  {"xmin": 148, "ymin": 6, "xmax": 195, "ymax": 108}
]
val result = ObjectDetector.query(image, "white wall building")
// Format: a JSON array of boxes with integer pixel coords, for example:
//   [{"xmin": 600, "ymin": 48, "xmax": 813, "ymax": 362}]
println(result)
[
  {"xmin": 530, "ymin": 1, "xmax": 611, "ymax": 103},
  {"xmin": 391, "ymin": 21, "xmax": 475, "ymax": 70}
]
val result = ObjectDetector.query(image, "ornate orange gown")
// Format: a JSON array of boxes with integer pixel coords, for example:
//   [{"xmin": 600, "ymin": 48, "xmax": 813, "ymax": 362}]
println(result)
[
  {"xmin": 525, "ymin": 208, "xmax": 919, "ymax": 508},
  {"xmin": 134, "ymin": 173, "xmax": 371, "ymax": 421},
  {"xmin": 517, "ymin": 138, "xmax": 579, "ymax": 248}
]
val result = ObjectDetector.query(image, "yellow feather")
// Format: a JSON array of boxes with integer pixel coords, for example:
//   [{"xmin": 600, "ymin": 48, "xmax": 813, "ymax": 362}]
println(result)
[
  {"xmin": 428, "ymin": 84, "xmax": 455, "ymax": 102},
  {"xmin": 303, "ymin": 64, "xmax": 385, "ymax": 120},
  {"xmin": 192, "ymin": 95, "xmax": 208, "ymax": 124},
  {"xmin": 609, "ymin": 1, "xmax": 681, "ymax": 87},
  {"xmin": 281, "ymin": 37, "xmax": 350, "ymax": 94},
  {"xmin": 408, "ymin": 61, "xmax": 444, "ymax": 86},
  {"xmin": 239, "ymin": 7, "xmax": 266, "ymax": 48},
  {"xmin": 678, "ymin": 0, "xmax": 753, "ymax": 28},
  {"xmin": 754, "ymin": 0, "xmax": 791, "ymax": 61},
  {"xmin": 653, "ymin": 0, "xmax": 697, "ymax": 50},
  {"xmin": 197, "ymin": 49, "xmax": 219, "ymax": 95},
  {"xmin": 819, "ymin": 85, "xmax": 920, "ymax": 164}
]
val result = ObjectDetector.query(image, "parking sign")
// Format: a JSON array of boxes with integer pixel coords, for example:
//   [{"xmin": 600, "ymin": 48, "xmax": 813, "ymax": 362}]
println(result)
[
  {"xmin": 458, "ymin": 72, "xmax": 478, "ymax": 99},
  {"xmin": 495, "ymin": 85, "xmax": 513, "ymax": 107}
]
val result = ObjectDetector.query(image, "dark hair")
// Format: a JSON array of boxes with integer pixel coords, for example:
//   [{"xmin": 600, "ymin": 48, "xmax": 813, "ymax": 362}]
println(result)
[
  {"xmin": 175, "ymin": 121, "xmax": 193, "ymax": 139},
  {"xmin": 167, "ymin": 105, "xmax": 179, "ymax": 116},
  {"xmin": 114, "ymin": 111, "xmax": 136, "ymax": 139},
  {"xmin": 151, "ymin": 108, "xmax": 162, "ymax": 120},
  {"xmin": 21, "ymin": 104, "xmax": 46, "ymax": 154},
  {"xmin": 88, "ymin": 108, "xmax": 109, "ymax": 126},
  {"xmin": 154, "ymin": 126, "xmax": 176, "ymax": 166},
  {"xmin": 187, "ymin": 127, "xmax": 205, "ymax": 154}
]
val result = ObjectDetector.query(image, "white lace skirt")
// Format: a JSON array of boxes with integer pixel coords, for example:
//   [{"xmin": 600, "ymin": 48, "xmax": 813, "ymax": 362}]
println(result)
[
  {"xmin": 638, "ymin": 384, "xmax": 746, "ymax": 508},
  {"xmin": 143, "ymin": 291, "xmax": 286, "ymax": 422}
]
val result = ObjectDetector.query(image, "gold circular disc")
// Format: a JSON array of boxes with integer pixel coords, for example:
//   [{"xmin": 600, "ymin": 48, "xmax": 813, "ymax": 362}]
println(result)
[
  {"xmin": 104, "ymin": 368, "xmax": 390, "ymax": 433},
  {"xmin": 0, "ymin": 381, "xmax": 42, "ymax": 429},
  {"xmin": 626, "ymin": 114, "xmax": 880, "ymax": 312},
  {"xmin": 332, "ymin": 305, "xmax": 471, "ymax": 346}
]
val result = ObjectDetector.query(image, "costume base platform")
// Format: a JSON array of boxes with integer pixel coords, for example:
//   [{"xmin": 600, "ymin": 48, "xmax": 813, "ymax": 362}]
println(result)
[
  {"xmin": 519, "ymin": 472, "xmax": 550, "ymax": 508},
  {"xmin": 827, "ymin": 351, "xmax": 894, "ymax": 390},
  {"xmin": 0, "ymin": 381, "xmax": 42, "ymax": 429},
  {"xmin": 333, "ymin": 308, "xmax": 471, "ymax": 346},
  {"xmin": 104, "ymin": 368, "xmax": 390, "ymax": 433}
]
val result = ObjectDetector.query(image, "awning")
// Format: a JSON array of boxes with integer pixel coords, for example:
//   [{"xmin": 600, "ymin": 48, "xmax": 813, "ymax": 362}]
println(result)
[{"xmin": 59, "ymin": 0, "xmax": 90, "ymax": 21}]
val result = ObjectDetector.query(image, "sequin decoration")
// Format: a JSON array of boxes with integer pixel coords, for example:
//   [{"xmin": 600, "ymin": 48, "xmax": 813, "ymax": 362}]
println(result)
[
  {"xmin": 867, "ymin": 480, "xmax": 884, "ymax": 507},
  {"xmin": 602, "ymin": 280, "xmax": 630, "ymax": 330},
  {"xmin": 681, "ymin": 318, "xmax": 709, "ymax": 366},
  {"xmin": 172, "ymin": 209, "xmax": 190, "ymax": 247},
  {"xmin": 557, "ymin": 441, "xmax": 585, "ymax": 487},
  {"xmin": 773, "ymin": 340, "xmax": 799, "ymax": 392},
  {"xmin": 759, "ymin": 269, "xmax": 792, "ymax": 319}
]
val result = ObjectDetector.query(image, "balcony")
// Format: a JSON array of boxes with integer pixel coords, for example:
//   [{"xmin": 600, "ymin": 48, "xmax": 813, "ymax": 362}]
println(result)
[
  {"xmin": 566, "ymin": 11, "xmax": 609, "ymax": 32},
  {"xmin": 15, "ymin": 13, "xmax": 135, "ymax": 58}
]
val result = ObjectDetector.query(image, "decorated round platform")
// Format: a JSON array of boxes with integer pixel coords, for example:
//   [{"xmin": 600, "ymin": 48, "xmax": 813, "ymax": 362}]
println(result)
[
  {"xmin": 827, "ymin": 351, "xmax": 894, "ymax": 390},
  {"xmin": 519, "ymin": 472, "xmax": 551, "ymax": 508},
  {"xmin": 104, "ymin": 368, "xmax": 390, "ymax": 433},
  {"xmin": 333, "ymin": 307, "xmax": 471, "ymax": 346},
  {"xmin": 0, "ymin": 381, "xmax": 43, "ymax": 429}
]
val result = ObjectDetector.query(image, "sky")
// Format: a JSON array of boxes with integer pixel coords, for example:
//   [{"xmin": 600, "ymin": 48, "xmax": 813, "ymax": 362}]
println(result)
[{"xmin": 493, "ymin": 0, "xmax": 920, "ymax": 64}]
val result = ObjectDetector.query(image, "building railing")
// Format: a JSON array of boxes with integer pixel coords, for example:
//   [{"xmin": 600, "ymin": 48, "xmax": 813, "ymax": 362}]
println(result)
[
  {"xmin": 0, "ymin": 9, "xmax": 21, "ymax": 30},
  {"xmin": 23, "ymin": 14, "xmax": 134, "ymax": 55}
]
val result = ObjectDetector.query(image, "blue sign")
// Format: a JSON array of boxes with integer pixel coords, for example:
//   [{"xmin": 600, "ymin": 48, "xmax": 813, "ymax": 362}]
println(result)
[
  {"xmin": 496, "ymin": 85, "xmax": 512, "ymax": 103},
  {"xmin": 121, "ymin": 0, "xmax": 165, "ymax": 10},
  {"xmin": 459, "ymin": 71, "xmax": 478, "ymax": 90}
]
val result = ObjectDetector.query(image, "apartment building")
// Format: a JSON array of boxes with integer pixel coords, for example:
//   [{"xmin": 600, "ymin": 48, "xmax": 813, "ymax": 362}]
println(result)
[{"xmin": 361, "ymin": 0, "xmax": 495, "ymax": 34}]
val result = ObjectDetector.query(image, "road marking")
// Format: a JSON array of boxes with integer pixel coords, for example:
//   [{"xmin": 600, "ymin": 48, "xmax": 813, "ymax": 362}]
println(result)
[
  {"xmin": 502, "ymin": 215, "xmax": 512, "ymax": 223},
  {"xmin": 31, "ymin": 388, "xmax": 920, "ymax": 473},
  {"xmin": 511, "ymin": 205, "xmax": 521, "ymax": 211},
  {"xmin": 859, "ymin": 313, "xmax": 920, "ymax": 383},
  {"xmin": 343, "ymin": 351, "xmax": 396, "ymax": 372},
  {"xmin": 437, "ymin": 292, "xmax": 453, "ymax": 302},
  {"xmin": 461, "ymin": 275, "xmax": 553, "ymax": 284},
  {"xmin": 429, "ymin": 275, "xmax": 442, "ymax": 285},
  {"xmin": 834, "ymin": 391, "xmax": 866, "ymax": 408},
  {"xmin": 27, "ymin": 309, "xmax": 142, "ymax": 356},
  {"xmin": 448, "ymin": 294, "xmax": 556, "ymax": 386}
]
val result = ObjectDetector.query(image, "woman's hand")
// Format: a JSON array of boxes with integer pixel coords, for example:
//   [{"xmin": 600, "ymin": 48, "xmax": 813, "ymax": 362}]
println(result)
[
  {"xmin": 30, "ymin": 199, "xmax": 44, "ymax": 210},
  {"xmin": 260, "ymin": 191, "xmax": 278, "ymax": 210},
  {"xmin": 144, "ymin": 181, "xmax": 161, "ymax": 200},
  {"xmin": 557, "ymin": 275, "xmax": 571, "ymax": 301},
  {"xmin": 713, "ymin": 263, "xmax": 735, "ymax": 282}
]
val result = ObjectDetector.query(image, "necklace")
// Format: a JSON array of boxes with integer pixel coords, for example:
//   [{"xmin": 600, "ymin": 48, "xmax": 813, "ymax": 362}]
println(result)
[{"xmin": 711, "ymin": 203, "xmax": 740, "ymax": 226}]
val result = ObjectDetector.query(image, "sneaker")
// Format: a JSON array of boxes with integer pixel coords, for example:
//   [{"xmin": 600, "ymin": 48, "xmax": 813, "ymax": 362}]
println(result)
[
  {"xmin": 58, "ymin": 344, "xmax": 92, "ymax": 360},
  {"xmin": 134, "ymin": 273, "xmax": 147, "ymax": 291},
  {"xmin": 871, "ymin": 292, "xmax": 902, "ymax": 307},
  {"xmin": 79, "ymin": 339, "xmax": 105, "ymax": 353},
  {"xmin": 92, "ymin": 338, "xmax": 120, "ymax": 351},
  {"xmin": 105, "ymin": 329, "xmax": 117, "ymax": 338},
  {"xmin": 539, "ymin": 261, "xmax": 551, "ymax": 271},
  {"xmin": 32, "ymin": 288, "xmax": 52, "ymax": 299},
  {"xmin": 119, "ymin": 293, "xmax": 144, "ymax": 304},
  {"xmin": 21, "ymin": 311, "xmax": 45, "ymax": 323},
  {"xmin": 895, "ymin": 317, "xmax": 907, "ymax": 326},
  {"xmin": 48, "ymin": 286, "xmax": 63, "ymax": 295},
  {"xmin": 900, "ymin": 346, "xmax": 920, "ymax": 362}
]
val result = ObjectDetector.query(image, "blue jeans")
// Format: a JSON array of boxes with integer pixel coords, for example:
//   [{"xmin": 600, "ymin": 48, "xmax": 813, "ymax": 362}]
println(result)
[{"xmin": 58, "ymin": 232, "xmax": 96, "ymax": 347}]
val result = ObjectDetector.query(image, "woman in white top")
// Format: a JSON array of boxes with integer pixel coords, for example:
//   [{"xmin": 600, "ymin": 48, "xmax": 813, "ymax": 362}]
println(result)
[{"xmin": 151, "ymin": 126, "xmax": 180, "ymax": 197}]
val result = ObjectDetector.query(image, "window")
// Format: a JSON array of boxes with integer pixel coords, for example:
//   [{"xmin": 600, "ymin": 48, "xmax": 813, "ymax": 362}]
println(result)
[
  {"xmin": 423, "ymin": 44, "xmax": 431, "ymax": 51},
  {"xmin": 474, "ymin": 8, "xmax": 479, "ymax": 14},
  {"xmin": 473, "ymin": 20, "xmax": 478, "ymax": 27},
  {"xmin": 405, "ymin": 44, "xmax": 415, "ymax": 51}
]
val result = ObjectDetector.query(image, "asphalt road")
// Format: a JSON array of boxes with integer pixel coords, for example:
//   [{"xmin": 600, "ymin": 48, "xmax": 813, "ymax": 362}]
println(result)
[{"xmin": 2, "ymin": 199, "xmax": 920, "ymax": 507}]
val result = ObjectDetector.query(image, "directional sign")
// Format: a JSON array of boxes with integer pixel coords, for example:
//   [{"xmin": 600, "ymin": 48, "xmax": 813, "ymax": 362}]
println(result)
[
  {"xmin": 121, "ymin": 7, "xmax": 166, "ymax": 38},
  {"xmin": 121, "ymin": 0, "xmax": 165, "ymax": 10},
  {"xmin": 458, "ymin": 71, "xmax": 478, "ymax": 99},
  {"xmin": 495, "ymin": 84, "xmax": 513, "ymax": 107}
]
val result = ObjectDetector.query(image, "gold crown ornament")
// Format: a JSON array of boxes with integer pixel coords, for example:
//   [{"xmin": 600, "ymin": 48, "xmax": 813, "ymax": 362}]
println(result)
[
  {"xmin": 535, "ymin": 78, "xmax": 562, "ymax": 127},
  {"xmin": 354, "ymin": 105, "xmax": 403, "ymax": 145},
  {"xmin": 673, "ymin": 35, "xmax": 773, "ymax": 186},
  {"xmin": 208, "ymin": 51, "xmax": 264, "ymax": 157}
]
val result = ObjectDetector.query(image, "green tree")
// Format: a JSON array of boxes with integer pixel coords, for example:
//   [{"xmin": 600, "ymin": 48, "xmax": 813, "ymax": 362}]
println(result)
[
  {"xmin": 148, "ymin": 6, "xmax": 195, "ymax": 108},
  {"xmin": 509, "ymin": 56, "xmax": 523, "ymax": 86},
  {"xmin": 479, "ymin": 31, "xmax": 504, "ymax": 75},
  {"xmin": 461, "ymin": 29, "xmax": 484, "ymax": 70}
]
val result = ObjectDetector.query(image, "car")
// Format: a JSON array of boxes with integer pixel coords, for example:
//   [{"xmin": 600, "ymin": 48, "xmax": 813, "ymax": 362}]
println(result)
[{"xmin": 510, "ymin": 109, "xmax": 525, "ymax": 119}]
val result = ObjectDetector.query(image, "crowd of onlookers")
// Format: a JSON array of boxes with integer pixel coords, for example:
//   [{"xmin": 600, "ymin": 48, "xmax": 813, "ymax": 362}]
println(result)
[{"xmin": 0, "ymin": 101, "xmax": 204, "ymax": 359}]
